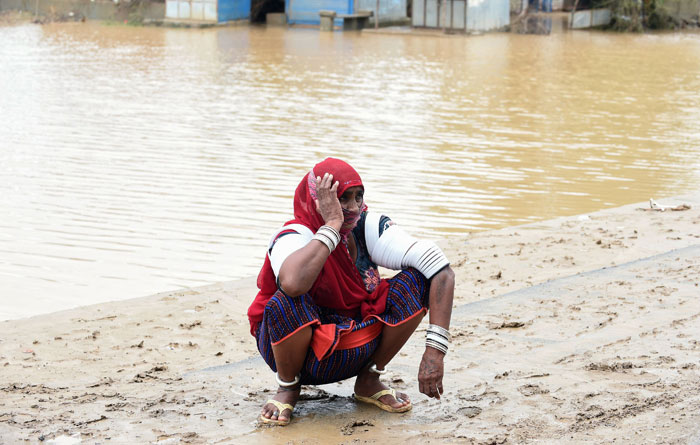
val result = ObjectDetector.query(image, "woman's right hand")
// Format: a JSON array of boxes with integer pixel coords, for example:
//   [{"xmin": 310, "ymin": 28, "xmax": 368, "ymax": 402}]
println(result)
[
  {"xmin": 314, "ymin": 172, "xmax": 343, "ymax": 229},
  {"xmin": 278, "ymin": 172, "xmax": 342, "ymax": 296}
]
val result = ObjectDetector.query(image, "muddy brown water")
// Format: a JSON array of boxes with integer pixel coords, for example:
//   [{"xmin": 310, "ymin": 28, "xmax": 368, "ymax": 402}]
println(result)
[{"xmin": 1, "ymin": 23, "xmax": 699, "ymax": 319}]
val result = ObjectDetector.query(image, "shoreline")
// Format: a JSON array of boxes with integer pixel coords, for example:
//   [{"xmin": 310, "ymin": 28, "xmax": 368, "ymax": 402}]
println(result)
[
  {"xmin": 2, "ymin": 187, "xmax": 695, "ymax": 324},
  {"xmin": 1, "ymin": 193, "xmax": 699, "ymax": 443}
]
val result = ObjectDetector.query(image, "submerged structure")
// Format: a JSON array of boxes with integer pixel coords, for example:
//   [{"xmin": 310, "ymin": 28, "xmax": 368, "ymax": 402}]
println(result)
[
  {"xmin": 164, "ymin": 0, "xmax": 406, "ymax": 26},
  {"xmin": 165, "ymin": 0, "xmax": 251, "ymax": 23},
  {"xmin": 285, "ymin": 0, "xmax": 407, "ymax": 25},
  {"xmin": 412, "ymin": 0, "xmax": 510, "ymax": 32}
]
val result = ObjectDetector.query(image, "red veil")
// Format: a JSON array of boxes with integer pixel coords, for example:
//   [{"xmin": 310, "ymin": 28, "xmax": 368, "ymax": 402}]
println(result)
[{"xmin": 247, "ymin": 158, "xmax": 390, "ymax": 334}]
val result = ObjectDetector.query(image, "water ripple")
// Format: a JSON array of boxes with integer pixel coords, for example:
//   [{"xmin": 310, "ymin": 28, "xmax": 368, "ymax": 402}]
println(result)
[{"xmin": 1, "ymin": 24, "xmax": 700, "ymax": 319}]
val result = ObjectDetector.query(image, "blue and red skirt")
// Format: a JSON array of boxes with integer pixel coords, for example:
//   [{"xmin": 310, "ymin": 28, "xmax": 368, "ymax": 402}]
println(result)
[{"xmin": 254, "ymin": 268, "xmax": 430, "ymax": 385}]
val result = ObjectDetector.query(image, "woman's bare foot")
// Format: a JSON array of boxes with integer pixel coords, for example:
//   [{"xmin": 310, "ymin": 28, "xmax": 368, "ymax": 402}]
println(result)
[
  {"xmin": 353, "ymin": 366, "xmax": 410, "ymax": 410},
  {"xmin": 260, "ymin": 386, "xmax": 301, "ymax": 423}
]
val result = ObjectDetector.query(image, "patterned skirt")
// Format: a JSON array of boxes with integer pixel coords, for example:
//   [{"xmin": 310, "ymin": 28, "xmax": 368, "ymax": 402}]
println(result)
[{"xmin": 254, "ymin": 268, "xmax": 430, "ymax": 385}]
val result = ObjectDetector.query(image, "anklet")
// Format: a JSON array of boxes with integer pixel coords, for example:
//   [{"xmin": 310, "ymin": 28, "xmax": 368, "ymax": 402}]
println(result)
[
  {"xmin": 369, "ymin": 363, "xmax": 387, "ymax": 375},
  {"xmin": 275, "ymin": 373, "xmax": 300, "ymax": 387}
]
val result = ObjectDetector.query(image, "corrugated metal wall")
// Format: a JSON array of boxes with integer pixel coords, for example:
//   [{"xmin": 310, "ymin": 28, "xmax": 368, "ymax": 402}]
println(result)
[
  {"xmin": 467, "ymin": 0, "xmax": 508, "ymax": 30},
  {"xmin": 166, "ymin": 0, "xmax": 217, "ymax": 21},
  {"xmin": 286, "ymin": 0, "xmax": 406, "ymax": 24},
  {"xmin": 356, "ymin": 0, "xmax": 408, "ymax": 23},
  {"xmin": 286, "ymin": 0, "xmax": 351, "ymax": 24},
  {"xmin": 570, "ymin": 8, "xmax": 611, "ymax": 29},
  {"xmin": 218, "ymin": 0, "xmax": 251, "ymax": 21},
  {"xmin": 413, "ymin": 0, "xmax": 509, "ymax": 31},
  {"xmin": 165, "ymin": 0, "xmax": 250, "ymax": 22}
]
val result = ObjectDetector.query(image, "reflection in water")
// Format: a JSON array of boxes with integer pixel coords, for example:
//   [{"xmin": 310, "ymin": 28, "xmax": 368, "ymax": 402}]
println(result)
[{"xmin": 1, "ymin": 23, "xmax": 699, "ymax": 319}]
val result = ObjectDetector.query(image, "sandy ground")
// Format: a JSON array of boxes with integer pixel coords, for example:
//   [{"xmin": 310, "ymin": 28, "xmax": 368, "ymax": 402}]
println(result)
[{"xmin": 1, "ymin": 193, "xmax": 700, "ymax": 444}]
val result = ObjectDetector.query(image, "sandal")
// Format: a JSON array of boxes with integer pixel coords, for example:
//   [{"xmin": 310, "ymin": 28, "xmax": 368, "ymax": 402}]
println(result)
[
  {"xmin": 353, "ymin": 388, "xmax": 412, "ymax": 413},
  {"xmin": 259, "ymin": 399, "xmax": 295, "ymax": 426}
]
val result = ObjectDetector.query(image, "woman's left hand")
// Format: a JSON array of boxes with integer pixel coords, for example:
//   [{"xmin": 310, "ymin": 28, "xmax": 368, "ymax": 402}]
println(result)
[
  {"xmin": 419, "ymin": 267, "xmax": 453, "ymax": 399},
  {"xmin": 418, "ymin": 347, "xmax": 445, "ymax": 399}
]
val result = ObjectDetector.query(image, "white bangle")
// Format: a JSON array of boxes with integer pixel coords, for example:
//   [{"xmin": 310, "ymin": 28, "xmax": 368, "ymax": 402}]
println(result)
[
  {"xmin": 427, "ymin": 324, "xmax": 451, "ymax": 341},
  {"xmin": 275, "ymin": 373, "xmax": 300, "ymax": 387},
  {"xmin": 313, "ymin": 233, "xmax": 335, "ymax": 253},
  {"xmin": 319, "ymin": 225, "xmax": 340, "ymax": 243},
  {"xmin": 425, "ymin": 340, "xmax": 448, "ymax": 355},
  {"xmin": 314, "ymin": 225, "xmax": 340, "ymax": 253},
  {"xmin": 318, "ymin": 230, "xmax": 338, "ymax": 247},
  {"xmin": 369, "ymin": 363, "xmax": 387, "ymax": 375},
  {"xmin": 425, "ymin": 342, "xmax": 447, "ymax": 355},
  {"xmin": 318, "ymin": 230, "xmax": 339, "ymax": 249},
  {"xmin": 426, "ymin": 332, "xmax": 449, "ymax": 348},
  {"xmin": 426, "ymin": 324, "xmax": 450, "ymax": 355}
]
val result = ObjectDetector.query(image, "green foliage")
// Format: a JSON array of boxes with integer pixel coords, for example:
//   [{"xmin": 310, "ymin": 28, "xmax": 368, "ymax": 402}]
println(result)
[
  {"xmin": 115, "ymin": 0, "xmax": 148, "ymax": 25},
  {"xmin": 603, "ymin": 0, "xmax": 696, "ymax": 31},
  {"xmin": 607, "ymin": 0, "xmax": 644, "ymax": 31},
  {"xmin": 645, "ymin": 0, "xmax": 675, "ymax": 29}
]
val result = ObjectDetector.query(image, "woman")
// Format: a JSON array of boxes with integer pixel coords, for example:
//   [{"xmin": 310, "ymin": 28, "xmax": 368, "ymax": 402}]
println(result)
[{"xmin": 248, "ymin": 158, "xmax": 455, "ymax": 425}]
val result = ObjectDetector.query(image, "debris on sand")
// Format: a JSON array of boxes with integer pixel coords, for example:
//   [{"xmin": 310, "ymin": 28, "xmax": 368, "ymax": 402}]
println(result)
[
  {"xmin": 341, "ymin": 419, "xmax": 374, "ymax": 435},
  {"xmin": 457, "ymin": 406, "xmax": 482, "ymax": 418},
  {"xmin": 179, "ymin": 320, "xmax": 202, "ymax": 329},
  {"xmin": 585, "ymin": 361, "xmax": 638, "ymax": 372},
  {"xmin": 517, "ymin": 384, "xmax": 549, "ymax": 397},
  {"xmin": 639, "ymin": 198, "xmax": 692, "ymax": 212},
  {"xmin": 490, "ymin": 321, "xmax": 526, "ymax": 329}
]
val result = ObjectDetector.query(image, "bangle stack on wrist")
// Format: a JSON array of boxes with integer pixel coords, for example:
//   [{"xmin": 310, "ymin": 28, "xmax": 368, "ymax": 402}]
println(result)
[
  {"xmin": 425, "ymin": 324, "xmax": 450, "ymax": 355},
  {"xmin": 313, "ymin": 225, "xmax": 341, "ymax": 253}
]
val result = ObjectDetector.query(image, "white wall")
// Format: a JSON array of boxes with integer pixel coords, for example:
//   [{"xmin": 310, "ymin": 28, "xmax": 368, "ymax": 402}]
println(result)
[{"xmin": 357, "ymin": 0, "xmax": 408, "ymax": 23}]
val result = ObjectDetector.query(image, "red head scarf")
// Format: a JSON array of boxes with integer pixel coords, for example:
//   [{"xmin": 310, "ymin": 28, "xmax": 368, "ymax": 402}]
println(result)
[
  {"xmin": 247, "ymin": 158, "xmax": 389, "ymax": 333},
  {"xmin": 298, "ymin": 157, "xmax": 365, "ymax": 237}
]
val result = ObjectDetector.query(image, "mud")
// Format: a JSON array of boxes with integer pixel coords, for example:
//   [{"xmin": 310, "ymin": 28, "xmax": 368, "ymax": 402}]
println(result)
[{"xmin": 1, "ymin": 194, "xmax": 700, "ymax": 443}]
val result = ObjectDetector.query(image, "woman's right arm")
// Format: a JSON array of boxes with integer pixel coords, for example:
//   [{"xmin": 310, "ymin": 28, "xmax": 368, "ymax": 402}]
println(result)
[{"xmin": 277, "ymin": 173, "xmax": 343, "ymax": 297}]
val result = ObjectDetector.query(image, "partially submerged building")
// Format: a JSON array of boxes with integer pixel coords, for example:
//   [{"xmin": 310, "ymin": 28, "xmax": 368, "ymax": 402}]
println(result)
[
  {"xmin": 160, "ymin": 0, "xmax": 512, "ymax": 30},
  {"xmin": 165, "ymin": 0, "xmax": 251, "ymax": 23},
  {"xmin": 164, "ymin": 0, "xmax": 407, "ymax": 25},
  {"xmin": 285, "ymin": 0, "xmax": 408, "ymax": 25},
  {"xmin": 412, "ymin": 0, "xmax": 510, "ymax": 32}
]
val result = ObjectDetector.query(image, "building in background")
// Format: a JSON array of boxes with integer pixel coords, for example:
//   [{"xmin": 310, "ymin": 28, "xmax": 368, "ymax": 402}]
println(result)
[
  {"xmin": 285, "ymin": 0, "xmax": 408, "ymax": 25},
  {"xmin": 413, "ymin": 0, "xmax": 510, "ymax": 32},
  {"xmin": 165, "ymin": 0, "xmax": 251, "ymax": 23}
]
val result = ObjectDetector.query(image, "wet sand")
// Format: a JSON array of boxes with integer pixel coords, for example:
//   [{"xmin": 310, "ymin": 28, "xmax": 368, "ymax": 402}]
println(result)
[{"xmin": 1, "ymin": 194, "xmax": 699, "ymax": 444}]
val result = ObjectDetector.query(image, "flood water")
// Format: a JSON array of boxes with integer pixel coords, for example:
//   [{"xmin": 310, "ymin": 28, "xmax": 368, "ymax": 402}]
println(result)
[{"xmin": 1, "ymin": 23, "xmax": 699, "ymax": 320}]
